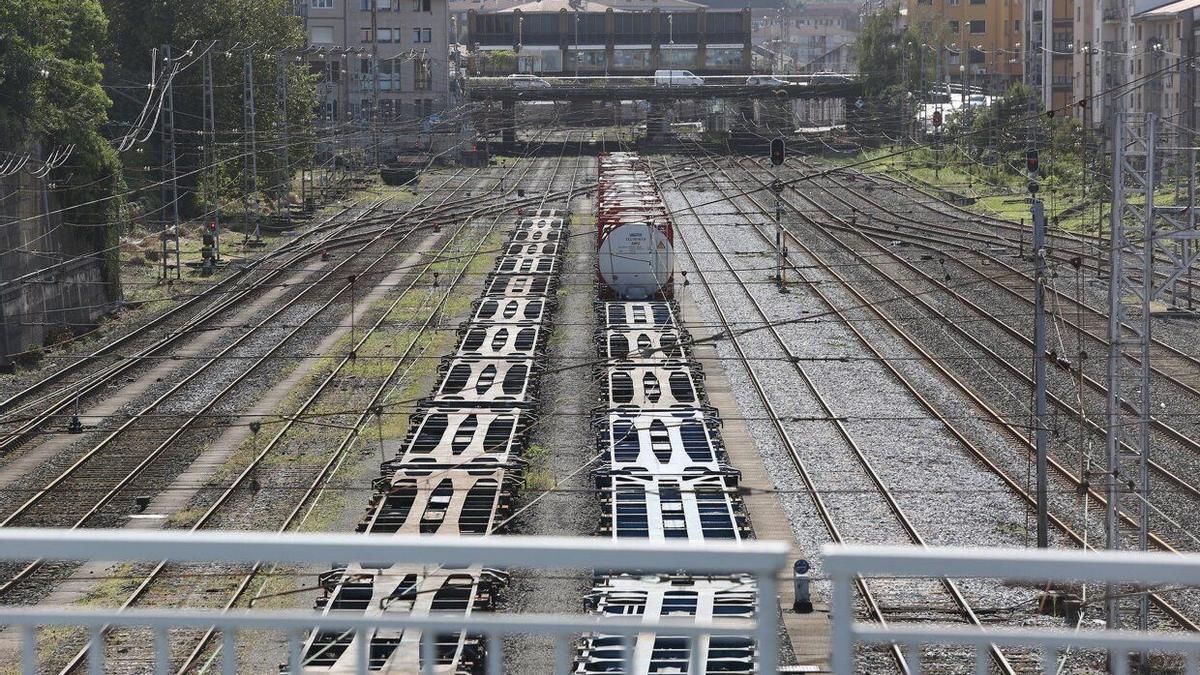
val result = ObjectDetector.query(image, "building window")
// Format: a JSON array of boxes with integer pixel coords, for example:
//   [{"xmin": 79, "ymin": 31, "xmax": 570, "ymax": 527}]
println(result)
[
  {"xmin": 377, "ymin": 28, "xmax": 393, "ymax": 42},
  {"xmin": 613, "ymin": 48, "xmax": 651, "ymax": 69},
  {"xmin": 414, "ymin": 27, "xmax": 421, "ymax": 42},
  {"xmin": 970, "ymin": 0, "xmax": 985, "ymax": 4},
  {"xmin": 360, "ymin": 27, "xmax": 373, "ymax": 42},
  {"xmin": 414, "ymin": 0, "xmax": 431, "ymax": 10},
  {"xmin": 423, "ymin": 28, "xmax": 432, "ymax": 42},
  {"xmin": 969, "ymin": 20, "xmax": 986, "ymax": 34},
  {"xmin": 568, "ymin": 48, "xmax": 608, "ymax": 70},
  {"xmin": 704, "ymin": 47, "xmax": 743, "ymax": 68},
  {"xmin": 312, "ymin": 0, "xmax": 334, "ymax": 8},
  {"xmin": 660, "ymin": 47, "xmax": 694, "ymax": 68},
  {"xmin": 310, "ymin": 26, "xmax": 335, "ymax": 43}
]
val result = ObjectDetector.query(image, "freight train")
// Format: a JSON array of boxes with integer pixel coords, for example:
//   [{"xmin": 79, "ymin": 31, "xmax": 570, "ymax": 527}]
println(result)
[
  {"xmin": 301, "ymin": 208, "xmax": 569, "ymax": 673},
  {"xmin": 579, "ymin": 153, "xmax": 758, "ymax": 673},
  {"xmin": 596, "ymin": 153, "xmax": 675, "ymax": 301}
]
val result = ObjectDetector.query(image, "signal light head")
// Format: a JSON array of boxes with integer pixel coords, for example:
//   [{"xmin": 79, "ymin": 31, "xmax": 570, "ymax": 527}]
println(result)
[{"xmin": 770, "ymin": 138, "xmax": 785, "ymax": 166}]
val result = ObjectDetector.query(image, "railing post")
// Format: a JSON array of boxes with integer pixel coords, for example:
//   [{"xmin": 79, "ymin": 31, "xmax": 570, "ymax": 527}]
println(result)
[
  {"xmin": 88, "ymin": 627, "xmax": 104, "ymax": 675},
  {"xmin": 154, "ymin": 627, "xmax": 170, "ymax": 674},
  {"xmin": 757, "ymin": 569, "xmax": 779, "ymax": 674},
  {"xmin": 831, "ymin": 570, "xmax": 853, "ymax": 675},
  {"xmin": 21, "ymin": 625, "xmax": 35, "ymax": 675}
]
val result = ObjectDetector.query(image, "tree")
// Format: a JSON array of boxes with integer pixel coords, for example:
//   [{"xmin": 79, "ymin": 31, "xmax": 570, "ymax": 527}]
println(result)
[
  {"xmin": 100, "ymin": 0, "xmax": 315, "ymax": 218},
  {"xmin": 0, "ymin": 0, "xmax": 123, "ymax": 281}
]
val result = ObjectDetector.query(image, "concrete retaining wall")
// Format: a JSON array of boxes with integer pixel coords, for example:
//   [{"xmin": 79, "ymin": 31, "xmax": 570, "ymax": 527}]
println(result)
[{"xmin": 0, "ymin": 165, "xmax": 119, "ymax": 371}]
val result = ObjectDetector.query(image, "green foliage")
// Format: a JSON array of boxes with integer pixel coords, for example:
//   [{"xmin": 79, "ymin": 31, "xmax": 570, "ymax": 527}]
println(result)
[
  {"xmin": 102, "ymin": 0, "xmax": 316, "ymax": 216},
  {"xmin": 853, "ymin": 8, "xmax": 931, "ymax": 97},
  {"xmin": 477, "ymin": 49, "xmax": 516, "ymax": 75},
  {"xmin": 0, "ymin": 0, "xmax": 123, "ymax": 282}
]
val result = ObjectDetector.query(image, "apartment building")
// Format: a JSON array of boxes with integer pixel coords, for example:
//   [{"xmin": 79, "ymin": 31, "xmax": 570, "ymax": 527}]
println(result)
[
  {"xmin": 905, "ymin": 0, "xmax": 1024, "ymax": 92},
  {"xmin": 1070, "ymin": 0, "xmax": 1198, "ymax": 135},
  {"xmin": 1130, "ymin": 0, "xmax": 1198, "ymax": 127},
  {"xmin": 302, "ymin": 0, "xmax": 450, "ymax": 126}
]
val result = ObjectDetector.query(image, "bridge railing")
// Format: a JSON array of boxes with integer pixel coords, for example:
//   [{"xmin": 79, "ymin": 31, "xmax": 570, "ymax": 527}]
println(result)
[
  {"xmin": 469, "ymin": 74, "xmax": 857, "ymax": 88},
  {"xmin": 825, "ymin": 543, "xmax": 1200, "ymax": 674},
  {"xmin": 0, "ymin": 529, "xmax": 788, "ymax": 675}
]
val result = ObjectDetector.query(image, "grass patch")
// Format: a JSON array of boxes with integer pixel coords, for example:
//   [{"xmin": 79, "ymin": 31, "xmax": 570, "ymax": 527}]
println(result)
[
  {"xmin": 522, "ymin": 443, "xmax": 555, "ymax": 492},
  {"xmin": 820, "ymin": 145, "xmax": 1109, "ymax": 236}
]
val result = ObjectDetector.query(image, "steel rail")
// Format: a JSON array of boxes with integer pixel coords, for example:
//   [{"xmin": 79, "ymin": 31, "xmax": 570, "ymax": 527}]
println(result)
[
  {"xmin": 175, "ymin": 128, "xmax": 590, "ymax": 667},
  {"xmin": 711, "ymin": 153, "xmax": 1200, "ymax": 634},
  {"xmin": 52, "ymin": 133, "xmax": 573, "ymax": 675},
  {"xmin": 0, "ymin": 159, "xmax": 547, "ymax": 597},
  {"xmin": 820, "ymin": 161, "xmax": 1200, "ymax": 307},
  {"xmin": 763, "ymin": 160, "xmax": 1200, "ymax": 522},
  {"xmin": 657, "ymin": 165, "xmax": 926, "ymax": 672},
  {"xmin": 789, "ymin": 158, "xmax": 1200, "ymax": 393},
  {"xmin": 0, "ymin": 165, "xmax": 480, "ymax": 420},
  {"xmin": 758, "ymin": 161, "xmax": 1200, "ymax": 504}
]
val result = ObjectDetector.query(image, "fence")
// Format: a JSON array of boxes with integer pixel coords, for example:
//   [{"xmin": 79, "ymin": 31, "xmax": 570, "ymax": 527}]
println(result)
[
  {"xmin": 825, "ymin": 543, "xmax": 1200, "ymax": 675},
  {"xmin": 0, "ymin": 528, "xmax": 787, "ymax": 674}
]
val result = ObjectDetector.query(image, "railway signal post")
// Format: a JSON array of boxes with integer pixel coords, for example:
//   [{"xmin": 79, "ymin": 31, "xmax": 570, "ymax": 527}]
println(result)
[{"xmin": 770, "ymin": 138, "xmax": 786, "ymax": 289}]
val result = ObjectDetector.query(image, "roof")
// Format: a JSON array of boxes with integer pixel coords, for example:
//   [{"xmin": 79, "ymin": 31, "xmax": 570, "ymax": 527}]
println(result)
[
  {"xmin": 494, "ymin": 0, "xmax": 622, "ymax": 11},
  {"xmin": 1135, "ymin": 0, "xmax": 1200, "ymax": 16},
  {"xmin": 489, "ymin": 0, "xmax": 703, "ymax": 11}
]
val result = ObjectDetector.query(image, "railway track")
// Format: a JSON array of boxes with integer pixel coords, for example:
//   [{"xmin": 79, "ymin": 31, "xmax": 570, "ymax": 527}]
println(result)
[
  {"xmin": 656, "ymin": 156, "xmax": 1023, "ymax": 674},
  {"xmin": 0, "ymin": 138, "xmax": 574, "ymax": 672},
  {"xmin": 759, "ymin": 158, "xmax": 1200, "ymax": 540},
  {"xmin": 0, "ymin": 169, "xmax": 487, "ymax": 446},
  {"xmin": 688, "ymin": 150, "xmax": 1200, "ymax": 638},
  {"xmin": 0, "ymin": 163, "xmax": 595, "ymax": 443},
  {"xmin": 284, "ymin": 135, "xmax": 582, "ymax": 674},
  {"xmin": 816, "ymin": 161, "xmax": 1200, "ymax": 308}
]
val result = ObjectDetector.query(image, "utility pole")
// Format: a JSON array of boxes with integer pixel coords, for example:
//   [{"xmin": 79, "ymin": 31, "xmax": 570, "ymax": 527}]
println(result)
[
  {"xmin": 370, "ymin": 0, "xmax": 381, "ymax": 167},
  {"xmin": 159, "ymin": 45, "xmax": 181, "ymax": 280},
  {"xmin": 770, "ymin": 137, "xmax": 786, "ymax": 288},
  {"xmin": 1028, "ymin": 150, "xmax": 1049, "ymax": 549},
  {"xmin": 244, "ymin": 48, "xmax": 263, "ymax": 247},
  {"xmin": 202, "ymin": 47, "xmax": 220, "ymax": 262},
  {"xmin": 276, "ymin": 52, "xmax": 291, "ymax": 225},
  {"xmin": 1106, "ymin": 113, "xmax": 1155, "ymax": 663},
  {"xmin": 1041, "ymin": 0, "xmax": 1052, "ymax": 111}
]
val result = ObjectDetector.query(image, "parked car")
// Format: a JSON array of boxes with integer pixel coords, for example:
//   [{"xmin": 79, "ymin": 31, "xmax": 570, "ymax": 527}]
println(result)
[
  {"xmin": 654, "ymin": 69, "xmax": 704, "ymax": 86},
  {"xmin": 746, "ymin": 75, "xmax": 790, "ymax": 87},
  {"xmin": 507, "ymin": 74, "xmax": 551, "ymax": 88}
]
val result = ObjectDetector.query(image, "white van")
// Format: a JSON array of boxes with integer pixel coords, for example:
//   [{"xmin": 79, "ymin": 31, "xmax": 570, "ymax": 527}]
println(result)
[{"xmin": 654, "ymin": 70, "xmax": 703, "ymax": 86}]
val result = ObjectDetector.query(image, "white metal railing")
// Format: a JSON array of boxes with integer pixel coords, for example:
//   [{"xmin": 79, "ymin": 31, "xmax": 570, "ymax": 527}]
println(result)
[
  {"xmin": 825, "ymin": 544, "xmax": 1200, "ymax": 675},
  {"xmin": 0, "ymin": 529, "xmax": 787, "ymax": 674}
]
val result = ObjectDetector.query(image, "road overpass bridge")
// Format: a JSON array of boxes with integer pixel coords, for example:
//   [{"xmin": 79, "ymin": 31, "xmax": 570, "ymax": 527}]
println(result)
[
  {"xmin": 466, "ymin": 75, "xmax": 863, "ymax": 102},
  {"xmin": 468, "ymin": 75, "xmax": 862, "ymax": 143}
]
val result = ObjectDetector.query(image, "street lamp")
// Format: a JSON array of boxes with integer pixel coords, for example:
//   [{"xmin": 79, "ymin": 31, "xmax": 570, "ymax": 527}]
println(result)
[
  {"xmin": 667, "ymin": 14, "xmax": 674, "ymax": 45},
  {"xmin": 960, "ymin": 63, "xmax": 967, "ymax": 110}
]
